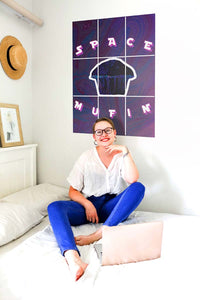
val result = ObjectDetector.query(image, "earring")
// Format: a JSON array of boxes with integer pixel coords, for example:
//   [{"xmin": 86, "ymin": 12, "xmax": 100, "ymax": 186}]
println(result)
[{"xmin": 94, "ymin": 140, "xmax": 98, "ymax": 146}]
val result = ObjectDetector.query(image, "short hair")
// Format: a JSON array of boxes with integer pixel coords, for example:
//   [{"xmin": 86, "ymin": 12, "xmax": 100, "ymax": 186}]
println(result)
[{"xmin": 92, "ymin": 117, "xmax": 116, "ymax": 133}]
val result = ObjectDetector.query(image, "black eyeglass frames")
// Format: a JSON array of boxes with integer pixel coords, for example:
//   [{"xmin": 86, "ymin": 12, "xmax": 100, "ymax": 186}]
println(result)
[{"xmin": 94, "ymin": 127, "xmax": 113, "ymax": 136}]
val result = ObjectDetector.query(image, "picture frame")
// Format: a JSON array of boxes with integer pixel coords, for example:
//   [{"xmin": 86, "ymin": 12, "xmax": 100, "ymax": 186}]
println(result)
[{"xmin": 0, "ymin": 103, "xmax": 24, "ymax": 147}]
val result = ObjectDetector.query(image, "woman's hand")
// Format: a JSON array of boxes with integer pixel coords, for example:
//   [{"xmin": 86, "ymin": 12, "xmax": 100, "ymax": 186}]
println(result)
[
  {"xmin": 84, "ymin": 201, "xmax": 99, "ymax": 223},
  {"xmin": 106, "ymin": 145, "xmax": 139, "ymax": 184},
  {"xmin": 105, "ymin": 144, "xmax": 127, "ymax": 155},
  {"xmin": 68, "ymin": 186, "xmax": 99, "ymax": 223}
]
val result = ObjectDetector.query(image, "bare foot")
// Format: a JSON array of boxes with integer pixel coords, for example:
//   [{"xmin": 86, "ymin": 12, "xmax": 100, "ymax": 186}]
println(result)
[
  {"xmin": 75, "ymin": 227, "xmax": 102, "ymax": 246},
  {"xmin": 64, "ymin": 250, "xmax": 88, "ymax": 281}
]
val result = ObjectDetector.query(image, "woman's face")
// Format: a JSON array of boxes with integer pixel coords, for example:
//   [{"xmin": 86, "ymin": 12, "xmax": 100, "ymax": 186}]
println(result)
[{"xmin": 93, "ymin": 121, "xmax": 116, "ymax": 147}]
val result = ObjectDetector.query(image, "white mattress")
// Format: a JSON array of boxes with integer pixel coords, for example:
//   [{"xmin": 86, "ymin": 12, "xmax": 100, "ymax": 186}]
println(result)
[{"xmin": 0, "ymin": 211, "xmax": 200, "ymax": 300}]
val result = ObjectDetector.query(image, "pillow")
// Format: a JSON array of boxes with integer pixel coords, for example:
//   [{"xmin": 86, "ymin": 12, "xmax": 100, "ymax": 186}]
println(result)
[
  {"xmin": 0, "ymin": 202, "xmax": 43, "ymax": 246},
  {"xmin": 102, "ymin": 222, "xmax": 163, "ymax": 266},
  {"xmin": 1, "ymin": 183, "xmax": 69, "ymax": 216}
]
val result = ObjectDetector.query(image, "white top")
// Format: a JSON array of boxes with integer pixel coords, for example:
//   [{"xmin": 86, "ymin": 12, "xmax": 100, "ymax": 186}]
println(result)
[{"xmin": 67, "ymin": 148, "xmax": 128, "ymax": 198}]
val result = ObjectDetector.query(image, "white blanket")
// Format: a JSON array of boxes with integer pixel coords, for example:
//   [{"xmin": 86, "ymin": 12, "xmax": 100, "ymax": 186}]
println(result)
[{"xmin": 0, "ymin": 211, "xmax": 200, "ymax": 300}]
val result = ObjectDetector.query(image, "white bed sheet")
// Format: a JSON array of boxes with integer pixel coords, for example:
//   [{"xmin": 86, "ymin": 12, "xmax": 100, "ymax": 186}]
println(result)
[{"xmin": 0, "ymin": 211, "xmax": 200, "ymax": 300}]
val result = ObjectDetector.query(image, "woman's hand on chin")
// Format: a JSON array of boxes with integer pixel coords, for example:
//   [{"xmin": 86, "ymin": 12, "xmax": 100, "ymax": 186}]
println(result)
[{"xmin": 105, "ymin": 144, "xmax": 127, "ymax": 155}]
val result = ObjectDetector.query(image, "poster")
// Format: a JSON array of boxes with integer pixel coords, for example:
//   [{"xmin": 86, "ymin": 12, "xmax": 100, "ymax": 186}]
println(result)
[{"xmin": 73, "ymin": 14, "xmax": 155, "ymax": 137}]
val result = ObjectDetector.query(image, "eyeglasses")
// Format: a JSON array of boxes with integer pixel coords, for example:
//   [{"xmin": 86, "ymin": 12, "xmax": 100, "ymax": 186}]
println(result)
[{"xmin": 94, "ymin": 127, "xmax": 113, "ymax": 136}]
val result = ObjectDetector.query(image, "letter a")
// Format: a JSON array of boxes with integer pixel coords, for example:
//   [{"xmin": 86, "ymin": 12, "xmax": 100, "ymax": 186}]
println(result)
[{"xmin": 108, "ymin": 37, "xmax": 117, "ymax": 47}]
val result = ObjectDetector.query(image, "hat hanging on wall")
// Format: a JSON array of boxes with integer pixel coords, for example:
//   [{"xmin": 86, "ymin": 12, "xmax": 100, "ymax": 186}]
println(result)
[{"xmin": 0, "ymin": 36, "xmax": 27, "ymax": 80}]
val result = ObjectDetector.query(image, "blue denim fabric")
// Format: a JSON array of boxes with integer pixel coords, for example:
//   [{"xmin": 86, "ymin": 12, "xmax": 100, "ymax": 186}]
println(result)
[{"xmin": 48, "ymin": 182, "xmax": 145, "ymax": 255}]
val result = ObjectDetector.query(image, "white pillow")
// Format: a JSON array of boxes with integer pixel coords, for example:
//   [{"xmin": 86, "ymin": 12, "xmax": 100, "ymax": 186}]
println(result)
[
  {"xmin": 1, "ymin": 183, "xmax": 69, "ymax": 216},
  {"xmin": 0, "ymin": 202, "xmax": 43, "ymax": 246}
]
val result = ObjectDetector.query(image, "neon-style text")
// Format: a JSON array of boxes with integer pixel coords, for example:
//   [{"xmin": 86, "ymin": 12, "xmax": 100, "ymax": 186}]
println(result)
[
  {"xmin": 75, "ymin": 37, "xmax": 153, "ymax": 56},
  {"xmin": 74, "ymin": 101, "xmax": 152, "ymax": 118}
]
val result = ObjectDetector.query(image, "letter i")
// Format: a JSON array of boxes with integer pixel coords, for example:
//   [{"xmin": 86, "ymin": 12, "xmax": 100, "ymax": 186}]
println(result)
[{"xmin": 127, "ymin": 108, "xmax": 132, "ymax": 118}]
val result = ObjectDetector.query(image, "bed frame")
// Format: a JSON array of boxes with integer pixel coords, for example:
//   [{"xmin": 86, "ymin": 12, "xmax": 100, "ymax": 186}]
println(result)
[{"xmin": 0, "ymin": 144, "xmax": 37, "ymax": 198}]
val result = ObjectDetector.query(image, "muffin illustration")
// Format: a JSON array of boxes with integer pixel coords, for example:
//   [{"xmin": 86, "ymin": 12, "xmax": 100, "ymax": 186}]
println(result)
[{"xmin": 89, "ymin": 58, "xmax": 137, "ymax": 96}]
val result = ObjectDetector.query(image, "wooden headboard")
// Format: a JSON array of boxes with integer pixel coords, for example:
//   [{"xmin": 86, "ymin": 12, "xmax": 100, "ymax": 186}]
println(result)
[{"xmin": 0, "ymin": 144, "xmax": 37, "ymax": 198}]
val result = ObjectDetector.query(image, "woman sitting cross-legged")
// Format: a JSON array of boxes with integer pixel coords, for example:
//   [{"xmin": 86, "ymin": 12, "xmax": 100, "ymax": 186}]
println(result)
[{"xmin": 48, "ymin": 117, "xmax": 145, "ymax": 281}]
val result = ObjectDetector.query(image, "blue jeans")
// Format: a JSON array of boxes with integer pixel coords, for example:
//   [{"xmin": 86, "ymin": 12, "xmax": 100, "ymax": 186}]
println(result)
[{"xmin": 48, "ymin": 182, "xmax": 145, "ymax": 255}]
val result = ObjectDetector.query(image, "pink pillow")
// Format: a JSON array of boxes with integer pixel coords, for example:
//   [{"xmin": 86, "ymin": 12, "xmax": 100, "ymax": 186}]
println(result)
[{"xmin": 102, "ymin": 222, "xmax": 163, "ymax": 266}]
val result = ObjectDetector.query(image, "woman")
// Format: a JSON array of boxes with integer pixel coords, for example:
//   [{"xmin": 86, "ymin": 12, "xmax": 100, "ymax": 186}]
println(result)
[{"xmin": 48, "ymin": 117, "xmax": 145, "ymax": 281}]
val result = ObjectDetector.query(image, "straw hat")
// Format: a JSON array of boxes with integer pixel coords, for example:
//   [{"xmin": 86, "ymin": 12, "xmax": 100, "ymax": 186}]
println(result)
[{"xmin": 0, "ymin": 36, "xmax": 27, "ymax": 80}]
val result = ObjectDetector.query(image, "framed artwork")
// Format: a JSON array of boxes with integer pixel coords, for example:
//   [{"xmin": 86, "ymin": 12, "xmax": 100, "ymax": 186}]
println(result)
[
  {"xmin": 0, "ymin": 103, "xmax": 24, "ymax": 147},
  {"xmin": 73, "ymin": 14, "xmax": 155, "ymax": 137}
]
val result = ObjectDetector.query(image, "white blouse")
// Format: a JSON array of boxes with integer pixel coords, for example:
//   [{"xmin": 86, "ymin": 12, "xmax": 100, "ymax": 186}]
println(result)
[{"xmin": 67, "ymin": 148, "xmax": 128, "ymax": 198}]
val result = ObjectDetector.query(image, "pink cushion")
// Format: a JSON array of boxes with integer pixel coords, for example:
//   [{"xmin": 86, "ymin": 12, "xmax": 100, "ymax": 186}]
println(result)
[{"xmin": 102, "ymin": 222, "xmax": 163, "ymax": 266}]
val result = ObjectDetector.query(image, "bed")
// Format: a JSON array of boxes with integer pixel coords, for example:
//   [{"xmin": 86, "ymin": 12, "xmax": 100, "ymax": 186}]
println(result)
[{"xmin": 0, "ymin": 145, "xmax": 200, "ymax": 300}]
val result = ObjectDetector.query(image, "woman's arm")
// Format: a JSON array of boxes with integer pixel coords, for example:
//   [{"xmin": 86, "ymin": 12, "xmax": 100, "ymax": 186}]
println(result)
[
  {"xmin": 105, "ymin": 145, "xmax": 139, "ymax": 184},
  {"xmin": 121, "ymin": 146, "xmax": 139, "ymax": 183},
  {"xmin": 68, "ymin": 186, "xmax": 99, "ymax": 223}
]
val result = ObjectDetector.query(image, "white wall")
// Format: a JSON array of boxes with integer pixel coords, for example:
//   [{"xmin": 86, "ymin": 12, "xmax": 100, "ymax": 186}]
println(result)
[
  {"xmin": 0, "ymin": 0, "xmax": 33, "ymax": 144},
  {"xmin": 29, "ymin": 0, "xmax": 200, "ymax": 216}
]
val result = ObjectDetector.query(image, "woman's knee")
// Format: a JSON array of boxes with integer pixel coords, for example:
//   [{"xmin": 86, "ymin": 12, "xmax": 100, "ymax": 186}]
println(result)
[
  {"xmin": 129, "ymin": 182, "xmax": 145, "ymax": 195},
  {"xmin": 47, "ymin": 201, "xmax": 64, "ymax": 215}
]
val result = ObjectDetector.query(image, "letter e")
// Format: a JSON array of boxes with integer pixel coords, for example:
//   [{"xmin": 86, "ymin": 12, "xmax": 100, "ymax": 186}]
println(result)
[{"xmin": 144, "ymin": 41, "xmax": 153, "ymax": 52}]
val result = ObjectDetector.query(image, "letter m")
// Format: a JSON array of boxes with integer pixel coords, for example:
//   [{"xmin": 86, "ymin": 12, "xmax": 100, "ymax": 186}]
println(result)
[{"xmin": 74, "ymin": 101, "xmax": 83, "ymax": 111}]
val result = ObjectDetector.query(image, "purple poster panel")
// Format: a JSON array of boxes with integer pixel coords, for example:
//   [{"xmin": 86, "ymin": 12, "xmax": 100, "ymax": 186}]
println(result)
[{"xmin": 73, "ymin": 14, "xmax": 155, "ymax": 137}]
